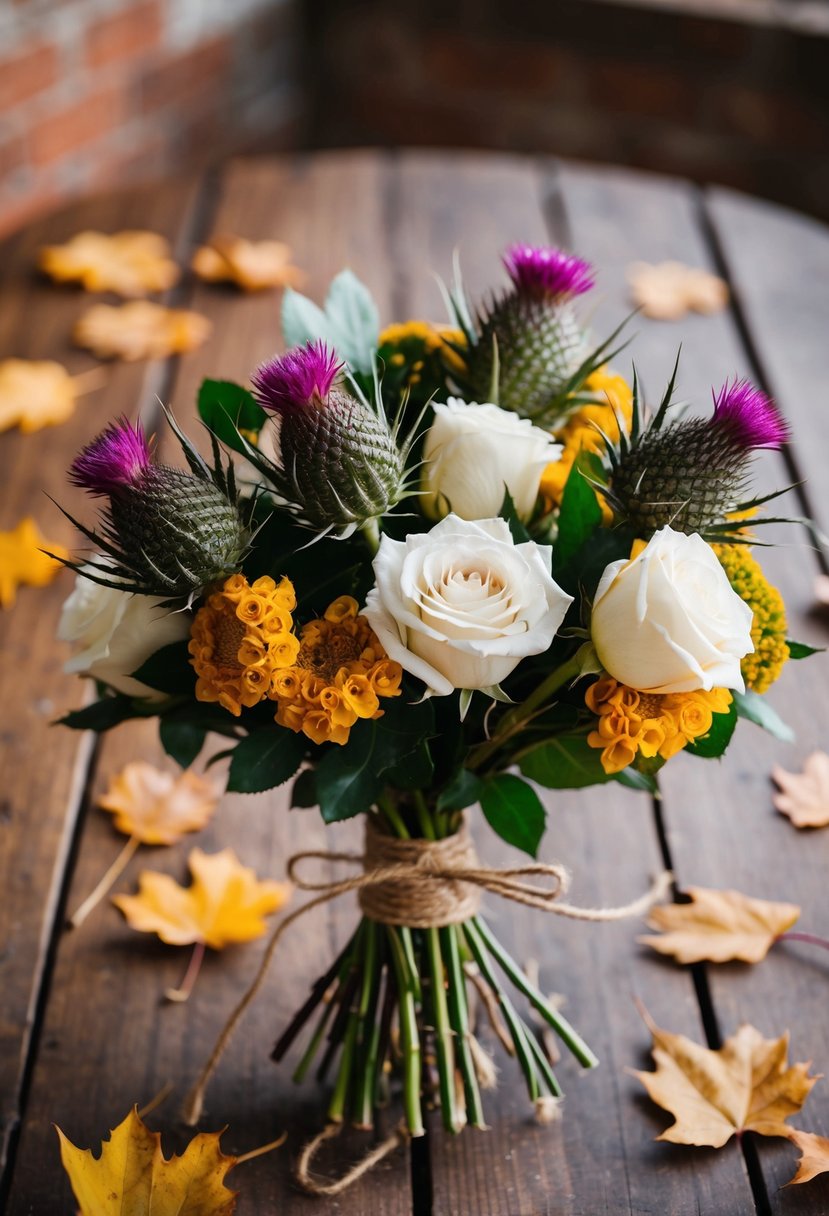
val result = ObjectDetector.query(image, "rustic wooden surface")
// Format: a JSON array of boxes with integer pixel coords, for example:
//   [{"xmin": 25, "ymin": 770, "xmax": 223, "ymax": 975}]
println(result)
[{"xmin": 1, "ymin": 150, "xmax": 827, "ymax": 1216}]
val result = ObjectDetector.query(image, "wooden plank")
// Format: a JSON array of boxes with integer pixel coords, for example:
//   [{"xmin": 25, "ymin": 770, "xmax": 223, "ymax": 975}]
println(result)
[
  {"xmin": 5, "ymin": 153, "xmax": 412, "ymax": 1214},
  {"xmin": 391, "ymin": 150, "xmax": 755, "ymax": 1215},
  {"xmin": 559, "ymin": 161, "xmax": 829, "ymax": 1211},
  {"xmin": 0, "ymin": 177, "xmax": 201, "ymax": 1187}
]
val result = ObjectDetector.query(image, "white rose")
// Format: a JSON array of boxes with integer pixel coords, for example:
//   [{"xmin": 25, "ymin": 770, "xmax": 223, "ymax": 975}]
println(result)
[
  {"xmin": 590, "ymin": 527, "xmax": 754, "ymax": 694},
  {"xmin": 58, "ymin": 567, "xmax": 191, "ymax": 701},
  {"xmin": 363, "ymin": 514, "xmax": 573, "ymax": 695},
  {"xmin": 420, "ymin": 397, "xmax": 562, "ymax": 522}
]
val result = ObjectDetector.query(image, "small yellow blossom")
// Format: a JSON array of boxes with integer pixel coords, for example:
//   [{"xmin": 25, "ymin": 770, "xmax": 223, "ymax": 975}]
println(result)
[
  {"xmin": 714, "ymin": 545, "xmax": 789, "ymax": 693},
  {"xmin": 379, "ymin": 319, "xmax": 468, "ymax": 377},
  {"xmin": 0, "ymin": 517, "xmax": 69, "ymax": 608}
]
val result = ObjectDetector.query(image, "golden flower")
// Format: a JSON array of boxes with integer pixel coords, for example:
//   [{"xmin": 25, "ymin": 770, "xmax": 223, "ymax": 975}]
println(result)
[
  {"xmin": 378, "ymin": 319, "xmax": 468, "ymax": 376},
  {"xmin": 714, "ymin": 544, "xmax": 789, "ymax": 693},
  {"xmin": 189, "ymin": 574, "xmax": 300, "ymax": 716}
]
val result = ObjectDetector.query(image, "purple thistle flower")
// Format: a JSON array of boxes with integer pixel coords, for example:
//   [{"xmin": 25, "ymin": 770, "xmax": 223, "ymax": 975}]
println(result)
[
  {"xmin": 503, "ymin": 244, "xmax": 595, "ymax": 300},
  {"xmin": 70, "ymin": 418, "xmax": 151, "ymax": 495},
  {"xmin": 712, "ymin": 378, "xmax": 789, "ymax": 451},
  {"xmin": 252, "ymin": 340, "xmax": 344, "ymax": 415}
]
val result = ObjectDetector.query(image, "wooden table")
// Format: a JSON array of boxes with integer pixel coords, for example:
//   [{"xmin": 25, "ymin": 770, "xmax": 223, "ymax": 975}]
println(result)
[{"xmin": 1, "ymin": 150, "xmax": 828, "ymax": 1216}]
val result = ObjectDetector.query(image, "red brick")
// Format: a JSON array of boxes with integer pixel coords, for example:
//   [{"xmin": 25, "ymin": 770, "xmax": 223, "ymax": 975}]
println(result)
[
  {"xmin": 86, "ymin": 0, "xmax": 162, "ymax": 68},
  {"xmin": 30, "ymin": 87, "xmax": 124, "ymax": 166},
  {"xmin": 139, "ymin": 37, "xmax": 232, "ymax": 113},
  {"xmin": 0, "ymin": 40, "xmax": 59, "ymax": 110}
]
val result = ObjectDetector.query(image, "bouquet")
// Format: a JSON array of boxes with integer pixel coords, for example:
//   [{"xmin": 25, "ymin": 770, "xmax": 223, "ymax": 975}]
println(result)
[{"xmin": 56, "ymin": 244, "xmax": 808, "ymax": 1186}]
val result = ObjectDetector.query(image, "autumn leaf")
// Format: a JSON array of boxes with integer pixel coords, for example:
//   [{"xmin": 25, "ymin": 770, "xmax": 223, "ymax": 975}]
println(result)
[
  {"xmin": 0, "ymin": 358, "xmax": 76, "ymax": 433},
  {"xmin": 773, "ymin": 752, "xmax": 829, "ymax": 828},
  {"xmin": 39, "ymin": 230, "xmax": 180, "ymax": 297},
  {"xmin": 0, "ymin": 517, "xmax": 68, "ymax": 608},
  {"xmin": 627, "ymin": 261, "xmax": 728, "ymax": 320},
  {"xmin": 74, "ymin": 301, "xmax": 211, "ymax": 361},
  {"xmin": 785, "ymin": 1128, "xmax": 829, "ymax": 1185},
  {"xmin": 113, "ymin": 847, "xmax": 290, "ymax": 948},
  {"xmin": 633, "ymin": 1012, "xmax": 820, "ymax": 1148},
  {"xmin": 100, "ymin": 762, "xmax": 219, "ymax": 845},
  {"xmin": 639, "ymin": 886, "xmax": 801, "ymax": 964},
  {"xmin": 57, "ymin": 1107, "xmax": 236, "ymax": 1215},
  {"xmin": 192, "ymin": 235, "xmax": 305, "ymax": 292}
]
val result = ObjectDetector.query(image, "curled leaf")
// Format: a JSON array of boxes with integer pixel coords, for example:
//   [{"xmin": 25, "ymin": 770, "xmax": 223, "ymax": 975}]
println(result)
[
  {"xmin": 192, "ymin": 235, "xmax": 304, "ymax": 292},
  {"xmin": 627, "ymin": 260, "xmax": 728, "ymax": 320},
  {"xmin": 639, "ymin": 886, "xmax": 800, "ymax": 964},
  {"xmin": 39, "ymin": 230, "xmax": 179, "ymax": 297},
  {"xmin": 773, "ymin": 752, "xmax": 829, "ymax": 828},
  {"xmin": 0, "ymin": 517, "xmax": 68, "ymax": 608},
  {"xmin": 99, "ymin": 762, "xmax": 219, "ymax": 845},
  {"xmin": 74, "ymin": 302, "xmax": 211, "ymax": 361},
  {"xmin": 785, "ymin": 1128, "xmax": 829, "ymax": 1185},
  {"xmin": 0, "ymin": 358, "xmax": 76, "ymax": 433}
]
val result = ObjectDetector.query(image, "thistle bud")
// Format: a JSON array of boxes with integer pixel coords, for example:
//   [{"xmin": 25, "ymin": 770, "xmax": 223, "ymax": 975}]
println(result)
[
  {"xmin": 609, "ymin": 379, "xmax": 789, "ymax": 536},
  {"xmin": 70, "ymin": 419, "xmax": 247, "ymax": 598},
  {"xmin": 252, "ymin": 340, "xmax": 405, "ymax": 535},
  {"xmin": 466, "ymin": 245, "xmax": 594, "ymax": 418}
]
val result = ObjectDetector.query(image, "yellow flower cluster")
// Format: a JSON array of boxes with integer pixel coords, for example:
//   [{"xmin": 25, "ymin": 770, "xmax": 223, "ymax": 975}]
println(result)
[
  {"xmin": 272, "ymin": 596, "xmax": 402, "ymax": 745},
  {"xmin": 540, "ymin": 367, "xmax": 634, "ymax": 513},
  {"xmin": 715, "ymin": 544, "xmax": 789, "ymax": 693},
  {"xmin": 378, "ymin": 319, "xmax": 468, "ymax": 381},
  {"xmin": 189, "ymin": 574, "xmax": 300, "ymax": 716},
  {"xmin": 585, "ymin": 676, "xmax": 733, "ymax": 775}
]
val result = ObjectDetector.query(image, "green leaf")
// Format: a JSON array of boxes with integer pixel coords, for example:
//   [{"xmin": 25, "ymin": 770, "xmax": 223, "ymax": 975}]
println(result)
[
  {"xmin": 479, "ymin": 773, "xmax": 547, "ymax": 857},
  {"xmin": 281, "ymin": 287, "xmax": 338, "ymax": 350},
  {"xmin": 291, "ymin": 768, "xmax": 317, "ymax": 808},
  {"xmin": 519, "ymin": 734, "xmax": 613, "ymax": 789},
  {"xmin": 614, "ymin": 766, "xmax": 658, "ymax": 793},
  {"xmin": 787, "ymin": 639, "xmax": 824, "ymax": 660},
  {"xmin": 131, "ymin": 642, "xmax": 194, "ymax": 696},
  {"xmin": 554, "ymin": 453, "xmax": 603, "ymax": 570},
  {"xmin": 159, "ymin": 718, "xmax": 206, "ymax": 769},
  {"xmin": 684, "ymin": 703, "xmax": 737, "ymax": 758},
  {"xmin": 324, "ymin": 270, "xmax": 380, "ymax": 374},
  {"xmin": 436, "ymin": 767, "xmax": 485, "ymax": 813},
  {"xmin": 197, "ymin": 379, "xmax": 266, "ymax": 453},
  {"xmin": 732, "ymin": 688, "xmax": 795, "ymax": 742},
  {"xmin": 227, "ymin": 728, "xmax": 307, "ymax": 793},
  {"xmin": 499, "ymin": 487, "xmax": 531, "ymax": 544},
  {"xmin": 385, "ymin": 739, "xmax": 434, "ymax": 790},
  {"xmin": 57, "ymin": 695, "xmax": 143, "ymax": 732}
]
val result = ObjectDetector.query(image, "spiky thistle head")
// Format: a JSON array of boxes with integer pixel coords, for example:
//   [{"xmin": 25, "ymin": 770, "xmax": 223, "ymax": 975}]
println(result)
[
  {"xmin": 463, "ymin": 244, "xmax": 595, "ymax": 421},
  {"xmin": 600, "ymin": 366, "xmax": 790, "ymax": 539},
  {"xmin": 65, "ymin": 416, "xmax": 248, "ymax": 600},
  {"xmin": 251, "ymin": 341, "xmax": 406, "ymax": 537}
]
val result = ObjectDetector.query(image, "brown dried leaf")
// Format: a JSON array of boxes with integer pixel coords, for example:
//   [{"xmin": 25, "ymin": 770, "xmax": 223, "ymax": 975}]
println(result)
[
  {"xmin": 772, "ymin": 752, "xmax": 829, "ymax": 828},
  {"xmin": 99, "ymin": 761, "xmax": 219, "ymax": 845},
  {"xmin": 633, "ymin": 1013, "xmax": 819, "ymax": 1148},
  {"xmin": 0, "ymin": 358, "xmax": 76, "ymax": 433},
  {"xmin": 628, "ymin": 260, "xmax": 729, "ymax": 320},
  {"xmin": 0, "ymin": 517, "xmax": 69, "ymax": 608},
  {"xmin": 785, "ymin": 1128, "xmax": 829, "ymax": 1185},
  {"xmin": 74, "ymin": 301, "xmax": 211, "ymax": 361},
  {"xmin": 39, "ymin": 230, "xmax": 179, "ymax": 297},
  {"xmin": 192, "ymin": 235, "xmax": 305, "ymax": 292},
  {"xmin": 639, "ymin": 886, "xmax": 800, "ymax": 964}
]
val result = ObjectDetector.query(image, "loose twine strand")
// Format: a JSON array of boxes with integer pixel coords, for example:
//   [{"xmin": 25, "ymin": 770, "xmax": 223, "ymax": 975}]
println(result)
[{"xmin": 182, "ymin": 818, "xmax": 671, "ymax": 1192}]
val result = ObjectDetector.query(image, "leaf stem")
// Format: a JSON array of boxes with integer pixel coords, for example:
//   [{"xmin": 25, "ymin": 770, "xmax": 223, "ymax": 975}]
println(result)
[
  {"xmin": 776, "ymin": 931, "xmax": 829, "ymax": 953},
  {"xmin": 165, "ymin": 940, "xmax": 206, "ymax": 1003},
  {"xmin": 69, "ymin": 834, "xmax": 140, "ymax": 929},
  {"xmin": 234, "ymin": 1131, "xmax": 288, "ymax": 1165}
]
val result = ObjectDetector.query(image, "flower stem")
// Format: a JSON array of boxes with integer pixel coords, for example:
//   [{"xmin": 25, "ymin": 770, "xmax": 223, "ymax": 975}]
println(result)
[
  {"xmin": 378, "ymin": 791, "xmax": 410, "ymax": 839},
  {"xmin": 776, "ymin": 931, "xmax": 829, "ymax": 953},
  {"xmin": 352, "ymin": 919, "xmax": 381, "ymax": 1129},
  {"xmin": 291, "ymin": 929, "xmax": 363, "ymax": 1083},
  {"xmin": 412, "ymin": 789, "xmax": 436, "ymax": 841},
  {"xmin": 165, "ymin": 940, "xmax": 206, "ymax": 1003},
  {"xmin": 360, "ymin": 516, "xmax": 381, "ymax": 554},
  {"xmin": 426, "ymin": 925, "xmax": 461, "ymax": 1132},
  {"xmin": 442, "ymin": 925, "xmax": 485, "ymax": 1128},
  {"xmin": 69, "ymin": 834, "xmax": 140, "ymax": 929},
  {"xmin": 387, "ymin": 926, "xmax": 425, "ymax": 1137}
]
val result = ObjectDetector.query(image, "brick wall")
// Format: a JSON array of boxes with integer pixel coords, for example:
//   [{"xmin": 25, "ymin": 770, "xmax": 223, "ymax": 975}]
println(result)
[
  {"xmin": 0, "ymin": 0, "xmax": 301, "ymax": 238},
  {"xmin": 307, "ymin": 0, "xmax": 829, "ymax": 223}
]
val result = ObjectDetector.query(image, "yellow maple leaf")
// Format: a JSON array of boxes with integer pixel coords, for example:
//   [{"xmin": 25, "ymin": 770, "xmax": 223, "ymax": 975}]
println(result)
[
  {"xmin": 773, "ymin": 752, "xmax": 829, "ymax": 828},
  {"xmin": 627, "ymin": 260, "xmax": 729, "ymax": 320},
  {"xmin": 785, "ymin": 1128, "xmax": 829, "ymax": 1185},
  {"xmin": 0, "ymin": 358, "xmax": 77, "ymax": 433},
  {"xmin": 74, "ymin": 302, "xmax": 211, "ymax": 362},
  {"xmin": 191, "ymin": 235, "xmax": 305, "ymax": 292},
  {"xmin": 39, "ymin": 230, "xmax": 180, "ymax": 297},
  {"xmin": 639, "ymin": 886, "xmax": 801, "ymax": 964},
  {"xmin": 633, "ymin": 1012, "xmax": 820, "ymax": 1148},
  {"xmin": 100, "ymin": 762, "xmax": 219, "ymax": 846},
  {"xmin": 57, "ymin": 1107, "xmax": 237, "ymax": 1215},
  {"xmin": 0, "ymin": 517, "xmax": 68, "ymax": 608},
  {"xmin": 113, "ymin": 847, "xmax": 290, "ymax": 948}
]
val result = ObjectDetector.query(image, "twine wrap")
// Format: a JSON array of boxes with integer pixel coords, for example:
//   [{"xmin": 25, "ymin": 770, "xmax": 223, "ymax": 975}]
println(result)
[{"xmin": 357, "ymin": 817, "xmax": 483, "ymax": 925}]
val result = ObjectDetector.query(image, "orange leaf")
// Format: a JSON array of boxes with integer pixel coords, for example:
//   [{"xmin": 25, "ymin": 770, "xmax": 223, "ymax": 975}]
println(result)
[
  {"xmin": 627, "ymin": 261, "xmax": 728, "ymax": 320},
  {"xmin": 192, "ymin": 235, "xmax": 305, "ymax": 292},
  {"xmin": 99, "ymin": 762, "xmax": 219, "ymax": 845},
  {"xmin": 785, "ymin": 1128, "xmax": 829, "ymax": 1185},
  {"xmin": 0, "ymin": 517, "xmax": 68, "ymax": 608},
  {"xmin": 57, "ymin": 1107, "xmax": 237, "ymax": 1215},
  {"xmin": 639, "ymin": 886, "xmax": 800, "ymax": 964},
  {"xmin": 39, "ymin": 230, "xmax": 180, "ymax": 297},
  {"xmin": 0, "ymin": 358, "xmax": 76, "ymax": 433},
  {"xmin": 113, "ymin": 847, "xmax": 291, "ymax": 947},
  {"xmin": 74, "ymin": 302, "xmax": 211, "ymax": 361},
  {"xmin": 773, "ymin": 752, "xmax": 829, "ymax": 828},
  {"xmin": 633, "ymin": 1013, "xmax": 819, "ymax": 1148}
]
